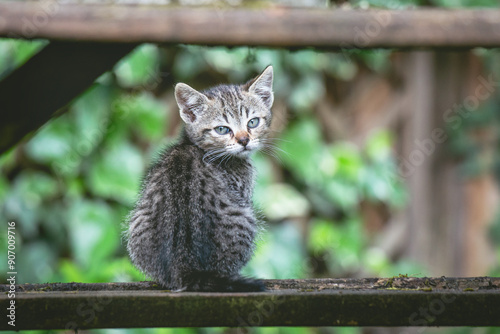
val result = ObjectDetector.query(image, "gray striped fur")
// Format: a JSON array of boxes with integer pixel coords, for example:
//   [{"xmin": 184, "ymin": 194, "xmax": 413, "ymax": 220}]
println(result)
[{"xmin": 126, "ymin": 66, "xmax": 274, "ymax": 292}]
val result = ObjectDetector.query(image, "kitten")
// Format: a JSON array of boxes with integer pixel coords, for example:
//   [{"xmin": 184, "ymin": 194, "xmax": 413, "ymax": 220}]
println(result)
[{"xmin": 127, "ymin": 66, "xmax": 274, "ymax": 292}]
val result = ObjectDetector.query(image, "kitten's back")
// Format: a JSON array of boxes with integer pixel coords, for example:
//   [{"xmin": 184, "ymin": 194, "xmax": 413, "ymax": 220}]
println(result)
[{"xmin": 127, "ymin": 67, "xmax": 274, "ymax": 292}]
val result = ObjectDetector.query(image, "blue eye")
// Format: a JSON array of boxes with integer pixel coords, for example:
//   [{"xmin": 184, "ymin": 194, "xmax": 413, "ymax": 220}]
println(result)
[
  {"xmin": 214, "ymin": 126, "xmax": 231, "ymax": 135},
  {"xmin": 247, "ymin": 118, "xmax": 260, "ymax": 128}
]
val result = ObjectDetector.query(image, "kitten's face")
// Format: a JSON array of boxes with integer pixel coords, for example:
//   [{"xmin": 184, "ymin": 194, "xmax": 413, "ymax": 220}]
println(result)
[{"xmin": 175, "ymin": 66, "xmax": 274, "ymax": 159}]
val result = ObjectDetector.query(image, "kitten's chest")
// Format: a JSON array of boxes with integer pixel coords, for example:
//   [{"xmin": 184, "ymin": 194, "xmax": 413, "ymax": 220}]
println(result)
[{"xmin": 204, "ymin": 159, "xmax": 254, "ymax": 204}]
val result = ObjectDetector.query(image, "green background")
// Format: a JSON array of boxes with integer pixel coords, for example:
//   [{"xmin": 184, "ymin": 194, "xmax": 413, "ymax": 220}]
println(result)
[{"xmin": 1, "ymin": 0, "xmax": 500, "ymax": 333}]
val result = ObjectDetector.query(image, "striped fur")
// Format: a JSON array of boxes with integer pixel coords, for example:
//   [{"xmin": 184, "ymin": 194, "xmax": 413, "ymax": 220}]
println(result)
[{"xmin": 127, "ymin": 66, "xmax": 273, "ymax": 292}]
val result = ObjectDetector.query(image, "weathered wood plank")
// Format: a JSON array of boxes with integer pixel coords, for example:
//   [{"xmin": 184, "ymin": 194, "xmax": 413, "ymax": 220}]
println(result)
[
  {"xmin": 0, "ymin": 2, "xmax": 500, "ymax": 48},
  {"xmin": 1, "ymin": 277, "xmax": 499, "ymax": 330},
  {"xmin": 0, "ymin": 42, "xmax": 135, "ymax": 154}
]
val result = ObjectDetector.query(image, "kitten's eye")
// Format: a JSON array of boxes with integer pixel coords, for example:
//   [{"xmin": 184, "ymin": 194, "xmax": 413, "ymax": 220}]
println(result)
[
  {"xmin": 247, "ymin": 118, "xmax": 260, "ymax": 129},
  {"xmin": 214, "ymin": 126, "xmax": 231, "ymax": 135}
]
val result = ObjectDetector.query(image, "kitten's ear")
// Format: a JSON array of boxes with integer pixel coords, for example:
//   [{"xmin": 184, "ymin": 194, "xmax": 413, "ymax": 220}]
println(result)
[
  {"xmin": 244, "ymin": 65, "xmax": 274, "ymax": 109},
  {"xmin": 175, "ymin": 83, "xmax": 209, "ymax": 123}
]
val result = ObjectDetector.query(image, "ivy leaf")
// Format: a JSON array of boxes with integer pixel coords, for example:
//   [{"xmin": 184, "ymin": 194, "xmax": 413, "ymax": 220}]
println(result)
[
  {"xmin": 114, "ymin": 44, "xmax": 159, "ymax": 88},
  {"xmin": 87, "ymin": 141, "xmax": 144, "ymax": 205},
  {"xmin": 67, "ymin": 200, "xmax": 120, "ymax": 270}
]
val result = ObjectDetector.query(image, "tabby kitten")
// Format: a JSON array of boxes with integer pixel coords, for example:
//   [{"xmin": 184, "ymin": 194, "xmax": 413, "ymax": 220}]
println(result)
[{"xmin": 127, "ymin": 66, "xmax": 274, "ymax": 292}]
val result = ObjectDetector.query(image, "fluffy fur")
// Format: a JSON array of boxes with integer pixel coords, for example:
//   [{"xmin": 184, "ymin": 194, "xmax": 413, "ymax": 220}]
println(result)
[{"xmin": 127, "ymin": 66, "xmax": 274, "ymax": 292}]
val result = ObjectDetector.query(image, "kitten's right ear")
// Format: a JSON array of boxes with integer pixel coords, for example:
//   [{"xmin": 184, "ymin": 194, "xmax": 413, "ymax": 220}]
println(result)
[
  {"xmin": 175, "ymin": 83, "xmax": 209, "ymax": 123},
  {"xmin": 244, "ymin": 65, "xmax": 274, "ymax": 110}
]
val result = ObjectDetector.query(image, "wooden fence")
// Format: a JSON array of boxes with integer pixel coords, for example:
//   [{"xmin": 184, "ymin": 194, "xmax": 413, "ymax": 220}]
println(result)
[{"xmin": 1, "ymin": 277, "xmax": 499, "ymax": 330}]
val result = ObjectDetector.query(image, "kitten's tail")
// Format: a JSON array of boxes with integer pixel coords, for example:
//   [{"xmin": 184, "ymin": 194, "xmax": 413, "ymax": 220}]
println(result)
[{"xmin": 183, "ymin": 271, "xmax": 266, "ymax": 292}]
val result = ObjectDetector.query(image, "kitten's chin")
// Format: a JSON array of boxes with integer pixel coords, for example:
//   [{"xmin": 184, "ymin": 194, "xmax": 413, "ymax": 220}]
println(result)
[
  {"xmin": 236, "ymin": 150, "xmax": 252, "ymax": 158},
  {"xmin": 233, "ymin": 146, "xmax": 257, "ymax": 158}
]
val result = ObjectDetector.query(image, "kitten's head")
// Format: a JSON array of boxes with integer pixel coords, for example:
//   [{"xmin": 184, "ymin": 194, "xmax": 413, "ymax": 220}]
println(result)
[{"xmin": 174, "ymin": 66, "xmax": 274, "ymax": 159}]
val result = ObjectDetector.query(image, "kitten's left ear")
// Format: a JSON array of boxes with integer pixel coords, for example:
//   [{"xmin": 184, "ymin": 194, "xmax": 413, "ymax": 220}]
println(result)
[
  {"xmin": 175, "ymin": 83, "xmax": 209, "ymax": 123},
  {"xmin": 244, "ymin": 65, "xmax": 274, "ymax": 109}
]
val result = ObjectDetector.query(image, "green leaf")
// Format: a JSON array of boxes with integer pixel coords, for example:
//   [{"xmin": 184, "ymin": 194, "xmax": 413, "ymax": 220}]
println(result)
[
  {"xmin": 289, "ymin": 73, "xmax": 325, "ymax": 111},
  {"xmin": 357, "ymin": 50, "xmax": 391, "ymax": 73},
  {"xmin": 25, "ymin": 117, "xmax": 76, "ymax": 165},
  {"xmin": 328, "ymin": 143, "xmax": 363, "ymax": 181},
  {"xmin": 59, "ymin": 259, "xmax": 85, "ymax": 282},
  {"xmin": 280, "ymin": 118, "xmax": 325, "ymax": 185},
  {"xmin": 26, "ymin": 83, "xmax": 112, "ymax": 177},
  {"xmin": 204, "ymin": 47, "xmax": 247, "ymax": 74},
  {"xmin": 257, "ymin": 183, "xmax": 310, "ymax": 221},
  {"xmin": 87, "ymin": 141, "xmax": 144, "ymax": 205},
  {"xmin": 0, "ymin": 146, "xmax": 16, "ymax": 168},
  {"xmin": 309, "ymin": 218, "xmax": 365, "ymax": 274},
  {"xmin": 72, "ymin": 83, "xmax": 112, "ymax": 140},
  {"xmin": 366, "ymin": 130, "xmax": 393, "ymax": 161},
  {"xmin": 0, "ymin": 39, "xmax": 46, "ymax": 80},
  {"xmin": 360, "ymin": 166, "xmax": 392, "ymax": 201},
  {"xmin": 113, "ymin": 92, "xmax": 169, "ymax": 141},
  {"xmin": 67, "ymin": 200, "xmax": 120, "ymax": 269},
  {"xmin": 244, "ymin": 222, "xmax": 306, "ymax": 279},
  {"xmin": 308, "ymin": 219, "xmax": 339, "ymax": 253},
  {"xmin": 350, "ymin": 0, "xmax": 423, "ymax": 8},
  {"xmin": 431, "ymin": 0, "xmax": 499, "ymax": 7},
  {"xmin": 173, "ymin": 46, "xmax": 207, "ymax": 80},
  {"xmin": 101, "ymin": 257, "xmax": 145, "ymax": 283},
  {"xmin": 325, "ymin": 54, "xmax": 358, "ymax": 81},
  {"xmin": 0, "ymin": 174, "xmax": 9, "ymax": 203},
  {"xmin": 362, "ymin": 247, "xmax": 391, "ymax": 274},
  {"xmin": 289, "ymin": 50, "xmax": 323, "ymax": 72},
  {"xmin": 114, "ymin": 44, "xmax": 160, "ymax": 88},
  {"xmin": 1, "ymin": 171, "xmax": 58, "ymax": 238},
  {"xmin": 17, "ymin": 241, "xmax": 57, "ymax": 283},
  {"xmin": 324, "ymin": 179, "xmax": 360, "ymax": 211}
]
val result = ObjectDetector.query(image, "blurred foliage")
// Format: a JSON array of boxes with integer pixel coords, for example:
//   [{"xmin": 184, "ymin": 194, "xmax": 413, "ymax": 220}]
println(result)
[
  {"xmin": 445, "ymin": 49, "xmax": 500, "ymax": 278},
  {"xmin": 0, "ymin": 40, "xmax": 413, "ymax": 286},
  {"xmin": 0, "ymin": 39, "xmax": 414, "ymax": 334},
  {"xmin": 349, "ymin": 0, "xmax": 499, "ymax": 8},
  {"xmin": 430, "ymin": 0, "xmax": 500, "ymax": 7},
  {"xmin": 0, "ymin": 38, "xmax": 47, "ymax": 80},
  {"xmin": 1, "ymin": 1, "xmax": 500, "ymax": 333}
]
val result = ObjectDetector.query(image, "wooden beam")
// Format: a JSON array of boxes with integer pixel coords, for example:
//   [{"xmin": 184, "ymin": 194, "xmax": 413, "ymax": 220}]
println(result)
[
  {"xmin": 1, "ymin": 277, "xmax": 499, "ymax": 330},
  {"xmin": 0, "ymin": 2, "xmax": 500, "ymax": 48},
  {"xmin": 0, "ymin": 42, "xmax": 135, "ymax": 154}
]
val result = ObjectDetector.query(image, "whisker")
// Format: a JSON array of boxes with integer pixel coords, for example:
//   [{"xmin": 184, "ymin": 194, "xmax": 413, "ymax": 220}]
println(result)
[
  {"xmin": 261, "ymin": 137, "xmax": 291, "ymax": 143},
  {"xmin": 264, "ymin": 144, "xmax": 288, "ymax": 156},
  {"xmin": 258, "ymin": 143, "xmax": 287, "ymax": 165},
  {"xmin": 260, "ymin": 151, "xmax": 284, "ymax": 165},
  {"xmin": 259, "ymin": 140, "xmax": 289, "ymax": 156},
  {"xmin": 203, "ymin": 148, "xmax": 228, "ymax": 164},
  {"xmin": 218, "ymin": 153, "xmax": 233, "ymax": 167},
  {"xmin": 210, "ymin": 152, "xmax": 228, "ymax": 164}
]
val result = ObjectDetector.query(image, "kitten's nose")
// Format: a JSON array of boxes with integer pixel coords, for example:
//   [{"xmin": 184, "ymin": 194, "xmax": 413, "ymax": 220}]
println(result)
[{"xmin": 237, "ymin": 136, "xmax": 250, "ymax": 147}]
